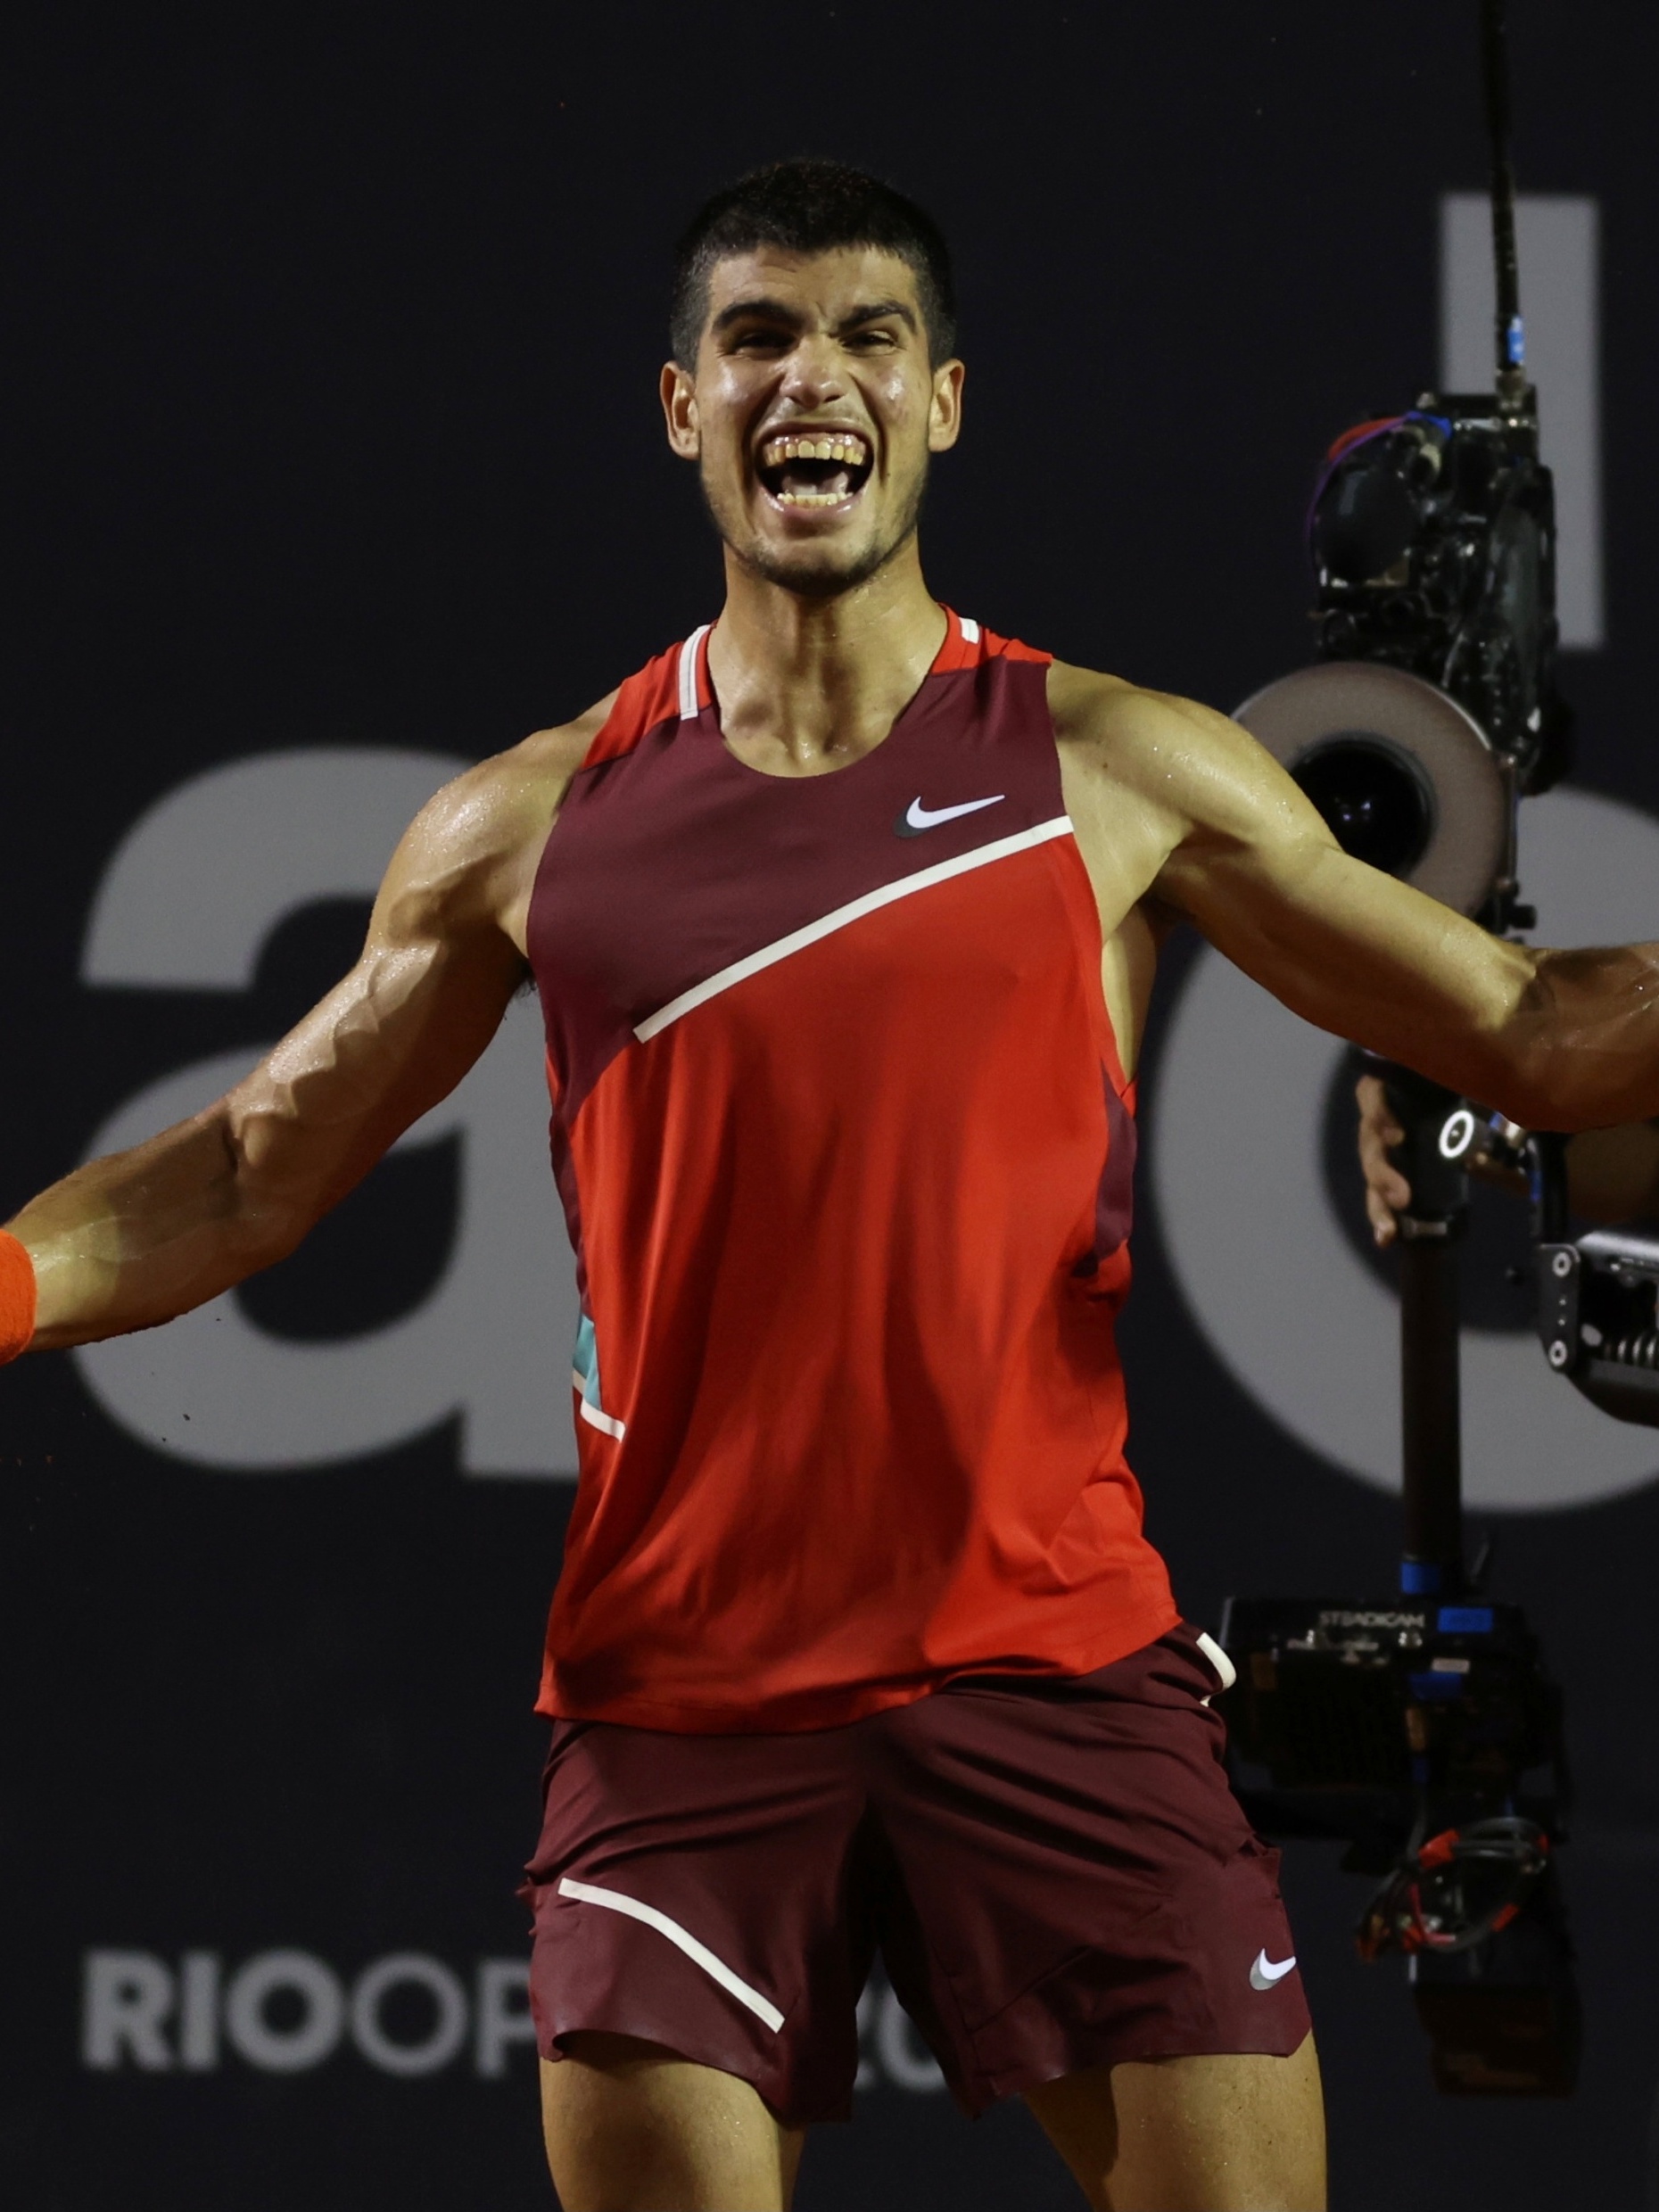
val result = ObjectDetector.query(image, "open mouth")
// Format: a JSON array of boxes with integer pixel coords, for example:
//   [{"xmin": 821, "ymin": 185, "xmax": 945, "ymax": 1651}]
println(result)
[{"xmin": 755, "ymin": 429, "xmax": 873, "ymax": 508}]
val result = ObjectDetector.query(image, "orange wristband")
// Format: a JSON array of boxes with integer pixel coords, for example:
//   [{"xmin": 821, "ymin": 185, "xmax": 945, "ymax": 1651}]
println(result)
[{"xmin": 0, "ymin": 1231, "xmax": 37, "ymax": 1364}]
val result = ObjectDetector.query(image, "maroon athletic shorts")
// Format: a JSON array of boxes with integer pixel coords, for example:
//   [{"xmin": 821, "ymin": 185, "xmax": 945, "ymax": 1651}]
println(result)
[{"xmin": 520, "ymin": 1626, "xmax": 1308, "ymax": 2125}]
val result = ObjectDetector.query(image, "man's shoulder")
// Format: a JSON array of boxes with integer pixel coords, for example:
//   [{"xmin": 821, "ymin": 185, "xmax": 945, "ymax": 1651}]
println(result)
[
  {"xmin": 1046, "ymin": 663, "xmax": 1303, "ymax": 882},
  {"xmin": 516, "ymin": 693, "xmax": 620, "ymax": 780},
  {"xmin": 429, "ymin": 635, "xmax": 691, "ymax": 877},
  {"xmin": 381, "ymin": 697, "xmax": 618, "ymax": 937},
  {"xmin": 433, "ymin": 701, "xmax": 612, "ymax": 847},
  {"xmin": 1047, "ymin": 661, "xmax": 1247, "ymax": 781}
]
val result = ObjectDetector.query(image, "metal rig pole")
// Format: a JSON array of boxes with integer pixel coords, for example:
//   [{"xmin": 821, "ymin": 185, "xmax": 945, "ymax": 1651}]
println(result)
[
  {"xmin": 1399, "ymin": 1237, "xmax": 1465, "ymax": 1585},
  {"xmin": 1382, "ymin": 1068, "xmax": 1471, "ymax": 1596}
]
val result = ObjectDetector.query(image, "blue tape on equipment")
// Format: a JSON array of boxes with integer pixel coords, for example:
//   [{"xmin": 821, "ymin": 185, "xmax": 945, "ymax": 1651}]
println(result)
[
  {"xmin": 1409, "ymin": 1671, "xmax": 1466, "ymax": 1701},
  {"xmin": 1437, "ymin": 1605, "xmax": 1494, "ymax": 1634},
  {"xmin": 1400, "ymin": 1561, "xmax": 1441, "ymax": 1594},
  {"xmin": 1506, "ymin": 314, "xmax": 1526, "ymax": 366}
]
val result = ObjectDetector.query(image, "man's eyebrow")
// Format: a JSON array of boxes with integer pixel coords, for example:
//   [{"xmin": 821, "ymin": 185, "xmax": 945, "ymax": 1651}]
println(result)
[
  {"xmin": 836, "ymin": 299, "xmax": 918, "ymax": 334},
  {"xmin": 709, "ymin": 294, "xmax": 920, "ymax": 338},
  {"xmin": 711, "ymin": 295, "xmax": 806, "ymax": 336}
]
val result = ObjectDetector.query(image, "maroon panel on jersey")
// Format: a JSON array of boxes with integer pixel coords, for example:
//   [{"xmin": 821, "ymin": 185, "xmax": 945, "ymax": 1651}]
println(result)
[{"xmin": 529, "ymin": 640, "xmax": 1068, "ymax": 1125}]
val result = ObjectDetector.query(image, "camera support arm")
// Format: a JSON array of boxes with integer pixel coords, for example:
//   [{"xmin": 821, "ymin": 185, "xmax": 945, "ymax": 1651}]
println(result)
[{"xmin": 1371, "ymin": 1061, "xmax": 1473, "ymax": 1595}]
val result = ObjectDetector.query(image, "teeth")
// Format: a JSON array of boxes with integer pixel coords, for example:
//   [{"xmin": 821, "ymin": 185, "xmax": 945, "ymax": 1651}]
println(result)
[{"xmin": 758, "ymin": 431, "xmax": 870, "ymax": 470}]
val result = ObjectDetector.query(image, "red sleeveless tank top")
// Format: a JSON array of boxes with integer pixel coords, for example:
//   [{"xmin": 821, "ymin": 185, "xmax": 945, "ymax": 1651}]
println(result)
[{"xmin": 525, "ymin": 610, "xmax": 1177, "ymax": 1731}]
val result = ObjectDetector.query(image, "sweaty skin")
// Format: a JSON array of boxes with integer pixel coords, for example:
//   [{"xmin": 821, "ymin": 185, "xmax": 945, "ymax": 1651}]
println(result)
[{"xmin": 12, "ymin": 240, "xmax": 1659, "ymax": 2209}]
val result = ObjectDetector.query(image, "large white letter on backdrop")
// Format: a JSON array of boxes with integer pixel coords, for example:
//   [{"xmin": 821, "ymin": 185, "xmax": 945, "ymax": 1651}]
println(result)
[
  {"xmin": 1151, "ymin": 788, "xmax": 1659, "ymax": 1513},
  {"xmin": 73, "ymin": 749, "xmax": 579, "ymax": 1480}
]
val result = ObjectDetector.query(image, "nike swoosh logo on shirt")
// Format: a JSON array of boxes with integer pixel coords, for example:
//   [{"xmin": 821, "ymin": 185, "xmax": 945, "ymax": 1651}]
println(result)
[
  {"xmin": 1250, "ymin": 1950, "xmax": 1297, "ymax": 1991},
  {"xmin": 894, "ymin": 794, "xmax": 1006, "ymax": 838}
]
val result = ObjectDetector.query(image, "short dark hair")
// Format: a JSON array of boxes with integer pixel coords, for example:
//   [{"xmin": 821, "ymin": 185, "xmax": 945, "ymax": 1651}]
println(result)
[{"xmin": 670, "ymin": 159, "xmax": 957, "ymax": 369}]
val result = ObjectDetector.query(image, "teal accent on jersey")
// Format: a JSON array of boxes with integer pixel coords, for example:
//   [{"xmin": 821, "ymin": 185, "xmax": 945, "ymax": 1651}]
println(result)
[{"xmin": 573, "ymin": 1311, "xmax": 601, "ymax": 1407}]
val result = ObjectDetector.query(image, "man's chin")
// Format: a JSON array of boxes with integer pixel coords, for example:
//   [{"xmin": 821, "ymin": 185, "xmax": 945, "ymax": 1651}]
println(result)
[
  {"xmin": 701, "ymin": 469, "xmax": 927, "ymax": 603},
  {"xmin": 734, "ymin": 525, "xmax": 913, "ymax": 600}
]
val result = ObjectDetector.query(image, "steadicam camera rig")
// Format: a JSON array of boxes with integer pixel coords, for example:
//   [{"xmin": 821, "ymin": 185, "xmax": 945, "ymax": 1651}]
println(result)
[{"xmin": 1209, "ymin": 0, "xmax": 1651, "ymax": 2097}]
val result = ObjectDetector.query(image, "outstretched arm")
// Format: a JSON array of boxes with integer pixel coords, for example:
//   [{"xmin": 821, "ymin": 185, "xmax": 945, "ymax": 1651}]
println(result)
[
  {"xmin": 5, "ymin": 731, "xmax": 584, "ymax": 1353},
  {"xmin": 1062, "ymin": 674, "xmax": 1659, "ymax": 1133}
]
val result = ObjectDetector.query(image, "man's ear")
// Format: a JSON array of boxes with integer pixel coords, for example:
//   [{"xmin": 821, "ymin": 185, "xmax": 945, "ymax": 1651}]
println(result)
[
  {"xmin": 661, "ymin": 361, "xmax": 700, "ymax": 459},
  {"xmin": 927, "ymin": 358, "xmax": 966, "ymax": 454}
]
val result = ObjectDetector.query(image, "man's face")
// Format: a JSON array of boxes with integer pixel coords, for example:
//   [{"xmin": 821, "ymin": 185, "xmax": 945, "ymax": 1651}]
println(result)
[{"xmin": 661, "ymin": 247, "xmax": 964, "ymax": 597}]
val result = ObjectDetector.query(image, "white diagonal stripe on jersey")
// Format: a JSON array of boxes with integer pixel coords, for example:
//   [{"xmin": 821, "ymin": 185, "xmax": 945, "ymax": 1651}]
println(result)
[
  {"xmin": 633, "ymin": 815, "xmax": 1074, "ymax": 1044},
  {"xmin": 574, "ymin": 1389, "xmax": 626, "ymax": 1440},
  {"xmin": 557, "ymin": 1877, "xmax": 785, "ymax": 2031},
  {"xmin": 678, "ymin": 625, "xmax": 712, "ymax": 721},
  {"xmin": 958, "ymin": 615, "xmax": 981, "ymax": 643}
]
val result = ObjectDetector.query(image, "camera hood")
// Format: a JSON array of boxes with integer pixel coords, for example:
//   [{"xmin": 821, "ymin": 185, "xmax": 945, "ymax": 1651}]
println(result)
[{"xmin": 1234, "ymin": 660, "xmax": 1510, "ymax": 919}]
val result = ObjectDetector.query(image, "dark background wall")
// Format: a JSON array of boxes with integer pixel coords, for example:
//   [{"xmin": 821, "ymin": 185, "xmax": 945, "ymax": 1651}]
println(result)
[{"xmin": 4, "ymin": 3, "xmax": 1657, "ymax": 2206}]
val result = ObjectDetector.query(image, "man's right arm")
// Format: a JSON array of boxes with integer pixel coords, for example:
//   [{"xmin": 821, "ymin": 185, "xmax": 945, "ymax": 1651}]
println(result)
[{"xmin": 6, "ymin": 718, "xmax": 598, "ymax": 1353}]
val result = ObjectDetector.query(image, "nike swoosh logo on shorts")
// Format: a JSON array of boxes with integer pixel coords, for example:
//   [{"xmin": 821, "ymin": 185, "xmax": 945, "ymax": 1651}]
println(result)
[
  {"xmin": 894, "ymin": 793, "xmax": 1005, "ymax": 837},
  {"xmin": 1250, "ymin": 1949, "xmax": 1297, "ymax": 1991}
]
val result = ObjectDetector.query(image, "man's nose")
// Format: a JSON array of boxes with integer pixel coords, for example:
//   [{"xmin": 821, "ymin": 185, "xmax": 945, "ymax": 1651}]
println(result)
[{"xmin": 779, "ymin": 333, "xmax": 846, "ymax": 409}]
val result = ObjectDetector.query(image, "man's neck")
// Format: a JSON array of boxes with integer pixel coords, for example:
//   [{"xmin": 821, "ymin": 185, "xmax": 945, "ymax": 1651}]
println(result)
[{"xmin": 705, "ymin": 539, "xmax": 947, "ymax": 779}]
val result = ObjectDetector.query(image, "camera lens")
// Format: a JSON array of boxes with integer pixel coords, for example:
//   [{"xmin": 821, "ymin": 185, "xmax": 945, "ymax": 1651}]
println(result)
[{"xmin": 1292, "ymin": 734, "xmax": 1435, "ymax": 878}]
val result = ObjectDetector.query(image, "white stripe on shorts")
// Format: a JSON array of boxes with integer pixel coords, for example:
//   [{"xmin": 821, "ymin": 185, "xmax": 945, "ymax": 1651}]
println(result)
[{"xmin": 557, "ymin": 1875, "xmax": 785, "ymax": 2033}]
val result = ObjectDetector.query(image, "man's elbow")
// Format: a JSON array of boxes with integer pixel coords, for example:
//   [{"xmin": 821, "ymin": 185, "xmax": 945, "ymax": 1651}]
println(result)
[
  {"xmin": 214, "ymin": 1108, "xmax": 321, "ymax": 1274},
  {"xmin": 1476, "ymin": 1033, "xmax": 1638, "ymax": 1135}
]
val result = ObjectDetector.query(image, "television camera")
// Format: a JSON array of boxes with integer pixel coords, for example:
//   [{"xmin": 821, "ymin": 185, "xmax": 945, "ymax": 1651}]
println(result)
[{"xmin": 1210, "ymin": 0, "xmax": 1647, "ymax": 2099}]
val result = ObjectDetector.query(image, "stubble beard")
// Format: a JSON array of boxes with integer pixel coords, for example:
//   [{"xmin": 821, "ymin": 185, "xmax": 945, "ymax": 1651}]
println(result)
[{"xmin": 702, "ymin": 462, "xmax": 929, "ymax": 602}]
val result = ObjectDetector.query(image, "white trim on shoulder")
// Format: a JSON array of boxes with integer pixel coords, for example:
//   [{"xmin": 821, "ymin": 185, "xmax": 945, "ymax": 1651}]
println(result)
[
  {"xmin": 635, "ymin": 815, "xmax": 1073, "ymax": 1043},
  {"xmin": 557, "ymin": 1876, "xmax": 785, "ymax": 2033},
  {"xmin": 957, "ymin": 614, "xmax": 981, "ymax": 643},
  {"xmin": 678, "ymin": 625, "xmax": 713, "ymax": 721}
]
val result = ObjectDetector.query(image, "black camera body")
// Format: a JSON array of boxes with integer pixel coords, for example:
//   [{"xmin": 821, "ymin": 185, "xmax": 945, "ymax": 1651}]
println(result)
[
  {"xmin": 1308, "ymin": 393, "xmax": 1572, "ymax": 802},
  {"xmin": 1217, "ymin": 1594, "xmax": 1564, "ymax": 1843},
  {"xmin": 1236, "ymin": 392, "xmax": 1567, "ymax": 933}
]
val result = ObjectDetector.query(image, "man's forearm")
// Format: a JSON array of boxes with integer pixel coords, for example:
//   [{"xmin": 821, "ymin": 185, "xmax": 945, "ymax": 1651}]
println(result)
[{"xmin": 6, "ymin": 1109, "xmax": 304, "ymax": 1351}]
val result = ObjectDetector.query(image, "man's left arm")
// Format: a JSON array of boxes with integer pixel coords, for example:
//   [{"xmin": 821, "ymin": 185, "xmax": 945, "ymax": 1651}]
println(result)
[{"xmin": 1076, "ymin": 681, "xmax": 1659, "ymax": 1134}]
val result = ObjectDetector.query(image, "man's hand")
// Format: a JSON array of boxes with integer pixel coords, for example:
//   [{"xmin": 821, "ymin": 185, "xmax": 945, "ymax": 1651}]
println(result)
[
  {"xmin": 1351, "ymin": 1072, "xmax": 1527, "ymax": 1247},
  {"xmin": 1355, "ymin": 1074, "xmax": 1412, "ymax": 1248}
]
